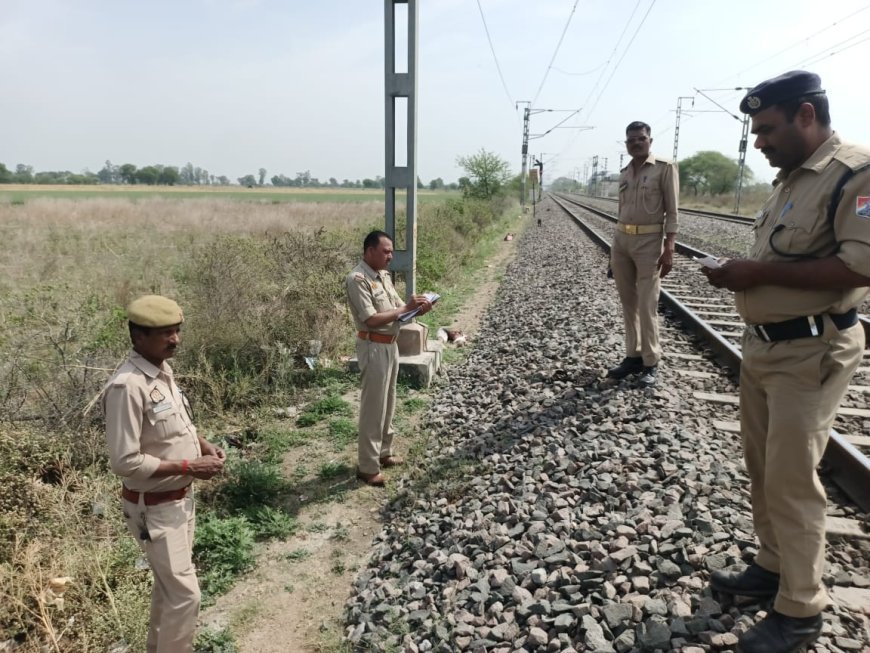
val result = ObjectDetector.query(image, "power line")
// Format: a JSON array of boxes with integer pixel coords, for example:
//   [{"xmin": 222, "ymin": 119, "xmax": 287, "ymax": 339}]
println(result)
[
  {"xmin": 794, "ymin": 27, "xmax": 870, "ymax": 68},
  {"xmin": 577, "ymin": 0, "xmax": 643, "ymax": 121},
  {"xmin": 711, "ymin": 25, "xmax": 870, "ymax": 109},
  {"xmin": 475, "ymin": 0, "xmax": 515, "ymax": 112},
  {"xmin": 548, "ymin": 0, "xmax": 644, "ymax": 168},
  {"xmin": 584, "ymin": 0, "xmax": 657, "ymax": 121},
  {"xmin": 531, "ymin": 0, "xmax": 581, "ymax": 106},
  {"xmin": 550, "ymin": 61, "xmax": 608, "ymax": 77},
  {"xmin": 716, "ymin": 3, "xmax": 870, "ymax": 86}
]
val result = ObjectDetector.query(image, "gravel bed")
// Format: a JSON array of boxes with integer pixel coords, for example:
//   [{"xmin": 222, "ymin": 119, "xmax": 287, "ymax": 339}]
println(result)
[{"xmin": 343, "ymin": 198, "xmax": 870, "ymax": 652}]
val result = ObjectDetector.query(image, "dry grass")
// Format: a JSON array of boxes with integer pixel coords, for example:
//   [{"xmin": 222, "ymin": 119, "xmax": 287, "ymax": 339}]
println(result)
[
  {"xmin": 0, "ymin": 190, "xmax": 518, "ymax": 650},
  {"xmin": 0, "ymin": 197, "xmax": 382, "ymax": 291}
]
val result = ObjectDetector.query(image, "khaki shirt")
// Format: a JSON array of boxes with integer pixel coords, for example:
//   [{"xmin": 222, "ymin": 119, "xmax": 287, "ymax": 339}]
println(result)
[
  {"xmin": 102, "ymin": 351, "xmax": 201, "ymax": 492},
  {"xmin": 345, "ymin": 261, "xmax": 404, "ymax": 336},
  {"xmin": 736, "ymin": 133, "xmax": 870, "ymax": 324},
  {"xmin": 618, "ymin": 153, "xmax": 679, "ymax": 233}
]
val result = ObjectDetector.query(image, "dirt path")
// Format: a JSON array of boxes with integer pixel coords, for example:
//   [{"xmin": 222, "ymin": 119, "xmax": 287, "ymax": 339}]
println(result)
[{"xmin": 199, "ymin": 226, "xmax": 522, "ymax": 652}]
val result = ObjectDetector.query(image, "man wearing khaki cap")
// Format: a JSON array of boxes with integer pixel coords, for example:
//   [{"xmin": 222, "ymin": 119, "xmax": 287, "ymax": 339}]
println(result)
[{"xmin": 102, "ymin": 295, "xmax": 225, "ymax": 653}]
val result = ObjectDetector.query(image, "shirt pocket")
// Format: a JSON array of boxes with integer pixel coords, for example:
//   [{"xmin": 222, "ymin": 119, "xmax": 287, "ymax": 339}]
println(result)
[
  {"xmin": 640, "ymin": 182, "xmax": 663, "ymax": 214},
  {"xmin": 372, "ymin": 289, "xmax": 392, "ymax": 311},
  {"xmin": 146, "ymin": 404, "xmax": 179, "ymax": 439},
  {"xmin": 777, "ymin": 211, "xmax": 835, "ymax": 258}
]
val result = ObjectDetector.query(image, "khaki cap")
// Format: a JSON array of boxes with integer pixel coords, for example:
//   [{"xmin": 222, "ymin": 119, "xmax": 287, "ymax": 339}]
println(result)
[{"xmin": 126, "ymin": 295, "xmax": 184, "ymax": 328}]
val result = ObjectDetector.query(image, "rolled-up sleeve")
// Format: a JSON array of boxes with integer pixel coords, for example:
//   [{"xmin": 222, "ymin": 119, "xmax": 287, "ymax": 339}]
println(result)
[
  {"xmin": 835, "ymin": 170, "xmax": 870, "ymax": 278},
  {"xmin": 663, "ymin": 162, "xmax": 679, "ymax": 234},
  {"xmin": 104, "ymin": 384, "xmax": 160, "ymax": 481}
]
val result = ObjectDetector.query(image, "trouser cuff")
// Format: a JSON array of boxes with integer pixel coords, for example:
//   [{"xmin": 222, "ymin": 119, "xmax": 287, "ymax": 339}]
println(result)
[{"xmin": 774, "ymin": 593, "xmax": 829, "ymax": 618}]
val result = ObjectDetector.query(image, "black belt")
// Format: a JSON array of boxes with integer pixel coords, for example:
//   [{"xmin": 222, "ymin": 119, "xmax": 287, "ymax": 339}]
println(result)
[{"xmin": 749, "ymin": 309, "xmax": 858, "ymax": 342}]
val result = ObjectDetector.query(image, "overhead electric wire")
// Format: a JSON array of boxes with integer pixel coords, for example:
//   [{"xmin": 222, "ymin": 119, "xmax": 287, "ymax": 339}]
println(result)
[
  {"xmin": 583, "ymin": 0, "xmax": 657, "ymax": 121},
  {"xmin": 530, "ymin": 0, "xmax": 582, "ymax": 106},
  {"xmin": 793, "ymin": 27, "xmax": 870, "ymax": 67},
  {"xmin": 545, "ymin": 0, "xmax": 645, "ymax": 177},
  {"xmin": 711, "ymin": 25, "xmax": 870, "ymax": 109},
  {"xmin": 550, "ymin": 61, "xmax": 608, "ymax": 77},
  {"xmin": 576, "ymin": 0, "xmax": 643, "ymax": 122},
  {"xmin": 475, "ymin": 0, "xmax": 516, "ymax": 113},
  {"xmin": 716, "ymin": 3, "xmax": 870, "ymax": 85}
]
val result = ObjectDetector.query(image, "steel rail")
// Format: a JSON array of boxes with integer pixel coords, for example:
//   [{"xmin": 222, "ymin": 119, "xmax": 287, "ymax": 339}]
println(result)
[{"xmin": 560, "ymin": 192, "xmax": 756, "ymax": 225}]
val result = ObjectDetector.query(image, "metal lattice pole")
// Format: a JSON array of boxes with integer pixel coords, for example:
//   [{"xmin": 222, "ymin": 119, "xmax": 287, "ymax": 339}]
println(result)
[{"xmin": 384, "ymin": 0, "xmax": 418, "ymax": 298}]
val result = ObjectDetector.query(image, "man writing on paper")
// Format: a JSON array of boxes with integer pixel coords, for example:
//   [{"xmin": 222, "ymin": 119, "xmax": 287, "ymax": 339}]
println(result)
[{"xmin": 346, "ymin": 230, "xmax": 434, "ymax": 486}]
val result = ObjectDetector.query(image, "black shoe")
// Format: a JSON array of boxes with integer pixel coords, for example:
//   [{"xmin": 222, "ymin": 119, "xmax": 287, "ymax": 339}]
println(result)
[
  {"xmin": 738, "ymin": 610, "xmax": 822, "ymax": 653},
  {"xmin": 638, "ymin": 365, "xmax": 657, "ymax": 386},
  {"xmin": 711, "ymin": 562, "xmax": 780, "ymax": 599},
  {"xmin": 606, "ymin": 356, "xmax": 643, "ymax": 379}
]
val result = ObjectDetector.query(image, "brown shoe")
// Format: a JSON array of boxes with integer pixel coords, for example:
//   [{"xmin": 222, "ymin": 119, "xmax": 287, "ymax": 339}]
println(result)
[
  {"xmin": 356, "ymin": 470, "xmax": 385, "ymax": 487},
  {"xmin": 379, "ymin": 456, "xmax": 404, "ymax": 468}
]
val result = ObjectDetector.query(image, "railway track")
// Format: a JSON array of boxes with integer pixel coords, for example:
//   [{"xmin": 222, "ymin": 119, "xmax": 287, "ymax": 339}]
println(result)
[
  {"xmin": 561, "ymin": 193, "xmax": 756, "ymax": 225},
  {"xmin": 550, "ymin": 193, "xmax": 870, "ymax": 513},
  {"xmin": 344, "ymin": 198, "xmax": 870, "ymax": 651}
]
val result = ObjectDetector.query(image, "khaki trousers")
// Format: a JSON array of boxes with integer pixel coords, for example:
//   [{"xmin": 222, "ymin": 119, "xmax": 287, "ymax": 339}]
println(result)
[
  {"xmin": 123, "ymin": 495, "xmax": 200, "ymax": 653},
  {"xmin": 740, "ymin": 318, "xmax": 864, "ymax": 617},
  {"xmin": 356, "ymin": 338, "xmax": 399, "ymax": 475},
  {"xmin": 611, "ymin": 231, "xmax": 663, "ymax": 366}
]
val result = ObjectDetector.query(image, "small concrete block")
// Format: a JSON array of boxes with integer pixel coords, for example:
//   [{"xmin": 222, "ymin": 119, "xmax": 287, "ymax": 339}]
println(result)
[
  {"xmin": 398, "ymin": 343, "xmax": 442, "ymax": 388},
  {"xmin": 398, "ymin": 323, "xmax": 428, "ymax": 356},
  {"xmin": 348, "ymin": 340, "xmax": 443, "ymax": 389}
]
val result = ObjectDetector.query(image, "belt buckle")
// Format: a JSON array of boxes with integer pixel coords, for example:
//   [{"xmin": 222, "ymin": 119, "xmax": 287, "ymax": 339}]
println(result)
[
  {"xmin": 752, "ymin": 324, "xmax": 771, "ymax": 342},
  {"xmin": 626, "ymin": 224, "xmax": 638, "ymax": 234}
]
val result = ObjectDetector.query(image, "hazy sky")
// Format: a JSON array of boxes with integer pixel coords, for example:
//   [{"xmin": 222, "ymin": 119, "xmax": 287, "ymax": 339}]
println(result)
[{"xmin": 2, "ymin": 0, "xmax": 869, "ymax": 186}]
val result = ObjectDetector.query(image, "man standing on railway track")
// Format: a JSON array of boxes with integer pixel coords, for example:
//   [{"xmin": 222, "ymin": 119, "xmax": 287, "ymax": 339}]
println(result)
[
  {"xmin": 346, "ymin": 231, "xmax": 433, "ymax": 486},
  {"xmin": 103, "ymin": 295, "xmax": 226, "ymax": 653},
  {"xmin": 703, "ymin": 71, "xmax": 870, "ymax": 653},
  {"xmin": 607, "ymin": 120, "xmax": 679, "ymax": 386}
]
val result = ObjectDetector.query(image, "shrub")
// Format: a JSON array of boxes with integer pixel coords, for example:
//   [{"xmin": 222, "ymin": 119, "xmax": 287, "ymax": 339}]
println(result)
[
  {"xmin": 195, "ymin": 626, "xmax": 239, "ymax": 653},
  {"xmin": 215, "ymin": 459, "xmax": 285, "ymax": 513},
  {"xmin": 193, "ymin": 514, "xmax": 255, "ymax": 602},
  {"xmin": 243, "ymin": 506, "xmax": 297, "ymax": 541}
]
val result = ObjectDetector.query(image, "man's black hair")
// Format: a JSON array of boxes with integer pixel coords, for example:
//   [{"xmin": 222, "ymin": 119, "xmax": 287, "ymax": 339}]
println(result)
[
  {"xmin": 779, "ymin": 94, "xmax": 831, "ymax": 127},
  {"xmin": 625, "ymin": 121, "xmax": 651, "ymax": 136},
  {"xmin": 363, "ymin": 230, "xmax": 392, "ymax": 252},
  {"xmin": 128, "ymin": 322, "xmax": 152, "ymax": 344}
]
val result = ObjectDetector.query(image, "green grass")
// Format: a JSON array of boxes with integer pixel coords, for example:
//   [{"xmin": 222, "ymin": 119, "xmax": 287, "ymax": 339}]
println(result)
[
  {"xmin": 317, "ymin": 461, "xmax": 350, "ymax": 480},
  {"xmin": 327, "ymin": 417, "xmax": 357, "ymax": 450},
  {"xmin": 297, "ymin": 395, "xmax": 353, "ymax": 427},
  {"xmin": 285, "ymin": 548, "xmax": 311, "ymax": 562}
]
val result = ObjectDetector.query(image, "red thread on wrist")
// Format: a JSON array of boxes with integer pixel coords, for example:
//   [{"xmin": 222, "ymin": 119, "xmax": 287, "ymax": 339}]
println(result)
[{"xmin": 181, "ymin": 459, "xmax": 189, "ymax": 475}]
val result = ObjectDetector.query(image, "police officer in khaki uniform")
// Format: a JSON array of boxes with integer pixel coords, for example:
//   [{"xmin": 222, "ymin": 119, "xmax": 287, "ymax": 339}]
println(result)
[
  {"xmin": 346, "ymin": 231, "xmax": 432, "ymax": 486},
  {"xmin": 103, "ymin": 295, "xmax": 226, "ymax": 653},
  {"xmin": 607, "ymin": 120, "xmax": 679, "ymax": 386},
  {"xmin": 704, "ymin": 71, "xmax": 870, "ymax": 653}
]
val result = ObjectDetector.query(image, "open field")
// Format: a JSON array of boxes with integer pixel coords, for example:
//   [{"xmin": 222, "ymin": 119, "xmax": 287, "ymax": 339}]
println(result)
[
  {"xmin": 0, "ymin": 190, "xmax": 521, "ymax": 652},
  {"xmin": 0, "ymin": 184, "xmax": 457, "ymax": 204}
]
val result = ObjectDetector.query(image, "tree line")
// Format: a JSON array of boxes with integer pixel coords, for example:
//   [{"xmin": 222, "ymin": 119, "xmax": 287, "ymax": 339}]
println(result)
[
  {"xmin": 0, "ymin": 159, "xmax": 462, "ymax": 191},
  {"xmin": 547, "ymin": 150, "xmax": 758, "ymax": 196}
]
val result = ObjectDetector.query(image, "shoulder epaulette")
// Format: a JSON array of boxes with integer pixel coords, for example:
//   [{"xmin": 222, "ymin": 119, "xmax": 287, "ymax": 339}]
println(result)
[{"xmin": 833, "ymin": 143, "xmax": 870, "ymax": 172}]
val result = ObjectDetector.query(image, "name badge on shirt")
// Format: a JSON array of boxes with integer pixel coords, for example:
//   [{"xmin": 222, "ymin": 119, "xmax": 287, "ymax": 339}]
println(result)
[{"xmin": 152, "ymin": 401, "xmax": 173, "ymax": 414}]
